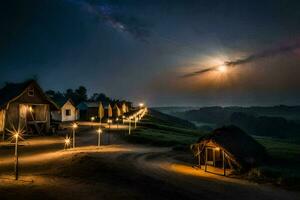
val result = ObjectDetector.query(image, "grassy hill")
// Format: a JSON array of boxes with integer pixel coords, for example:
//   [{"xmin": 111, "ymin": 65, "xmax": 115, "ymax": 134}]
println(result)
[{"xmin": 122, "ymin": 109, "xmax": 203, "ymax": 148}]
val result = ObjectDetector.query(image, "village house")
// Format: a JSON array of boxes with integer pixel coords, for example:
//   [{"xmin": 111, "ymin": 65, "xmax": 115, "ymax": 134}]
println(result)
[
  {"xmin": 102, "ymin": 102, "xmax": 113, "ymax": 119},
  {"xmin": 113, "ymin": 103, "xmax": 122, "ymax": 118},
  {"xmin": 191, "ymin": 125, "xmax": 266, "ymax": 175},
  {"xmin": 76, "ymin": 101, "xmax": 99, "ymax": 121},
  {"xmin": 120, "ymin": 101, "xmax": 129, "ymax": 114},
  {"xmin": 51, "ymin": 98, "xmax": 78, "ymax": 122},
  {"xmin": 0, "ymin": 80, "xmax": 58, "ymax": 135}
]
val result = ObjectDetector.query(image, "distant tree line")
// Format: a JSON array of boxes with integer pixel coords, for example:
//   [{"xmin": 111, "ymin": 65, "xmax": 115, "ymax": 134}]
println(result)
[
  {"xmin": 45, "ymin": 86, "xmax": 130, "ymax": 106},
  {"xmin": 173, "ymin": 106, "xmax": 300, "ymax": 139}
]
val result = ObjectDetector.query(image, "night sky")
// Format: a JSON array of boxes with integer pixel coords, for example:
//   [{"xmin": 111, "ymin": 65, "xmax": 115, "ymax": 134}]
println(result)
[{"xmin": 1, "ymin": 0, "xmax": 300, "ymax": 106}]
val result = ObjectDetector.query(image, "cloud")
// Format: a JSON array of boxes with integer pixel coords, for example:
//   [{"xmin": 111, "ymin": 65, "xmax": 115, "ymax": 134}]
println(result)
[
  {"xmin": 181, "ymin": 41, "xmax": 300, "ymax": 78},
  {"xmin": 67, "ymin": 0, "xmax": 151, "ymax": 41}
]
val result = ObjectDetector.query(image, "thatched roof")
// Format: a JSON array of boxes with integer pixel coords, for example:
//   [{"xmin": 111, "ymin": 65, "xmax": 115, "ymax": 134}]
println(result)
[
  {"xmin": 0, "ymin": 79, "xmax": 58, "ymax": 110},
  {"xmin": 193, "ymin": 125, "xmax": 266, "ymax": 169}
]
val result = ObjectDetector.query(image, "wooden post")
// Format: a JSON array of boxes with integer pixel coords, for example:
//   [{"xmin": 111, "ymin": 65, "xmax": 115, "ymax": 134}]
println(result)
[
  {"xmin": 223, "ymin": 150, "xmax": 226, "ymax": 176},
  {"xmin": 98, "ymin": 132, "xmax": 101, "ymax": 147},
  {"xmin": 213, "ymin": 148, "xmax": 216, "ymax": 167},
  {"xmin": 15, "ymin": 135, "xmax": 19, "ymax": 180},
  {"xmin": 205, "ymin": 147, "xmax": 207, "ymax": 172},
  {"xmin": 73, "ymin": 128, "xmax": 75, "ymax": 148},
  {"xmin": 129, "ymin": 119, "xmax": 131, "ymax": 135}
]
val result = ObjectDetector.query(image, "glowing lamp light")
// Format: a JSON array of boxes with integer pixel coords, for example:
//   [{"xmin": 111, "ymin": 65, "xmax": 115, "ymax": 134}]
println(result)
[
  {"xmin": 215, "ymin": 147, "xmax": 220, "ymax": 151},
  {"xmin": 72, "ymin": 123, "xmax": 78, "ymax": 129},
  {"xmin": 91, "ymin": 117, "xmax": 95, "ymax": 121},
  {"xmin": 97, "ymin": 128, "xmax": 102, "ymax": 134},
  {"xmin": 28, "ymin": 106, "xmax": 33, "ymax": 112},
  {"xmin": 217, "ymin": 65, "xmax": 227, "ymax": 73},
  {"xmin": 65, "ymin": 138, "xmax": 70, "ymax": 145},
  {"xmin": 116, "ymin": 118, "xmax": 119, "ymax": 121},
  {"xmin": 139, "ymin": 103, "xmax": 144, "ymax": 107}
]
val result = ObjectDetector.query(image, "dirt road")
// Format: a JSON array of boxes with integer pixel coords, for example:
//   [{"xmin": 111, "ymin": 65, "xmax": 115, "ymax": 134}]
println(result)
[{"xmin": 0, "ymin": 128, "xmax": 299, "ymax": 200}]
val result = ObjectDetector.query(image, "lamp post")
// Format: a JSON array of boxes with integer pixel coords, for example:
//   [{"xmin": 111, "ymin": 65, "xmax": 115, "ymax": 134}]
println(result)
[
  {"xmin": 72, "ymin": 123, "xmax": 78, "ymax": 148},
  {"xmin": 97, "ymin": 128, "xmax": 102, "ymax": 147},
  {"xmin": 116, "ymin": 118, "xmax": 119, "ymax": 129},
  {"xmin": 107, "ymin": 119, "xmax": 112, "ymax": 129},
  {"xmin": 14, "ymin": 132, "xmax": 19, "ymax": 180},
  {"xmin": 128, "ymin": 117, "xmax": 132, "ymax": 135},
  {"xmin": 122, "ymin": 115, "xmax": 125, "ymax": 124},
  {"xmin": 134, "ymin": 117, "xmax": 137, "ymax": 129},
  {"xmin": 6, "ymin": 126, "xmax": 25, "ymax": 181},
  {"xmin": 91, "ymin": 116, "xmax": 95, "ymax": 128}
]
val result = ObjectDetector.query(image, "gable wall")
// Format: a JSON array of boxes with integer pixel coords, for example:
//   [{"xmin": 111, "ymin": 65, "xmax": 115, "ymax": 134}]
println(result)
[
  {"xmin": 4, "ymin": 83, "xmax": 51, "ymax": 131},
  {"xmin": 61, "ymin": 101, "xmax": 77, "ymax": 122}
]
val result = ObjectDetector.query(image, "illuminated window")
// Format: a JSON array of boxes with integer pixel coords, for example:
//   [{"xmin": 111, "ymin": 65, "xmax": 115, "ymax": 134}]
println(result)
[
  {"xmin": 28, "ymin": 88, "xmax": 34, "ymax": 96},
  {"xmin": 65, "ymin": 109, "xmax": 71, "ymax": 116}
]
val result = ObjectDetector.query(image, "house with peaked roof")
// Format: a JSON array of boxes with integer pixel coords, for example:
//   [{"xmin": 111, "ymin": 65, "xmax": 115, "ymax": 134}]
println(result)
[
  {"xmin": 77, "ymin": 101, "xmax": 100, "ymax": 120},
  {"xmin": 113, "ymin": 103, "xmax": 122, "ymax": 118},
  {"xmin": 0, "ymin": 80, "xmax": 58, "ymax": 135},
  {"xmin": 51, "ymin": 98, "xmax": 78, "ymax": 122},
  {"xmin": 102, "ymin": 101, "xmax": 112, "ymax": 119}
]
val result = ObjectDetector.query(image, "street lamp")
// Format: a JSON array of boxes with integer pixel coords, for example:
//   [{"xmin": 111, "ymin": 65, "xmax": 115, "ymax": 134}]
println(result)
[
  {"xmin": 128, "ymin": 117, "xmax": 132, "ymax": 135},
  {"xmin": 90, "ymin": 116, "xmax": 95, "ymax": 128},
  {"xmin": 134, "ymin": 117, "xmax": 137, "ymax": 129},
  {"xmin": 97, "ymin": 128, "xmax": 102, "ymax": 147},
  {"xmin": 6, "ymin": 126, "xmax": 25, "ymax": 180},
  {"xmin": 116, "ymin": 117, "xmax": 119, "ymax": 129},
  {"xmin": 14, "ymin": 132, "xmax": 20, "ymax": 180},
  {"xmin": 64, "ymin": 135, "xmax": 71, "ymax": 150},
  {"xmin": 107, "ymin": 119, "xmax": 112, "ymax": 129},
  {"xmin": 91, "ymin": 116, "xmax": 95, "ymax": 122},
  {"xmin": 122, "ymin": 115, "xmax": 125, "ymax": 124},
  {"xmin": 139, "ymin": 103, "xmax": 144, "ymax": 108},
  {"xmin": 72, "ymin": 123, "xmax": 78, "ymax": 148}
]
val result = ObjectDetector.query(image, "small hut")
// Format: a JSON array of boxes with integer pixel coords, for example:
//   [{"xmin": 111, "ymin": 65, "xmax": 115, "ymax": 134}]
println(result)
[
  {"xmin": 51, "ymin": 98, "xmax": 78, "ymax": 122},
  {"xmin": 191, "ymin": 125, "xmax": 266, "ymax": 175},
  {"xmin": 0, "ymin": 80, "xmax": 58, "ymax": 135}
]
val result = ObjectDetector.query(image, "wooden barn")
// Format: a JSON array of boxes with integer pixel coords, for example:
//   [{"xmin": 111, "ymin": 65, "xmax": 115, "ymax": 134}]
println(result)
[
  {"xmin": 77, "ymin": 101, "xmax": 99, "ymax": 120},
  {"xmin": 51, "ymin": 98, "xmax": 78, "ymax": 122},
  {"xmin": 0, "ymin": 80, "xmax": 58, "ymax": 135},
  {"xmin": 191, "ymin": 125, "xmax": 266, "ymax": 175}
]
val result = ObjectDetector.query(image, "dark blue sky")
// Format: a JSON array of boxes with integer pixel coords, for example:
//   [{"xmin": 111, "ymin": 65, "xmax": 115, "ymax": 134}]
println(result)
[{"xmin": 1, "ymin": 0, "xmax": 300, "ymax": 106}]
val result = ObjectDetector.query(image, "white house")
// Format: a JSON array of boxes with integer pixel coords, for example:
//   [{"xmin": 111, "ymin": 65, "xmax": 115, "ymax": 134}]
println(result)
[{"xmin": 51, "ymin": 99, "xmax": 78, "ymax": 122}]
